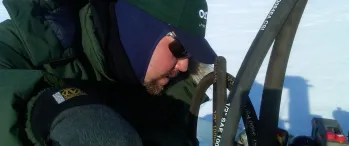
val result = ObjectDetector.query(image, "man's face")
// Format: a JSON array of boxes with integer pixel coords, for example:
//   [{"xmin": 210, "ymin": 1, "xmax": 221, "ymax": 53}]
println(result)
[{"xmin": 144, "ymin": 32, "xmax": 189, "ymax": 95}]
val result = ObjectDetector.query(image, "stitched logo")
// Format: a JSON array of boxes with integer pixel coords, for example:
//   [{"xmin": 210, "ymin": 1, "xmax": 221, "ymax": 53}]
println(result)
[{"xmin": 52, "ymin": 87, "xmax": 87, "ymax": 104}]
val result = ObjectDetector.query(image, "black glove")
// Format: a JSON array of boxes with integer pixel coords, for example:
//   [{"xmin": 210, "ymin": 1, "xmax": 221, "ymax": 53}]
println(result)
[{"xmin": 28, "ymin": 83, "xmax": 105, "ymax": 145}]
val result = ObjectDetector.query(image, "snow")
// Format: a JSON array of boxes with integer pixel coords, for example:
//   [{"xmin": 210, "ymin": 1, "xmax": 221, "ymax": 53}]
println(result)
[
  {"xmin": 0, "ymin": 2, "xmax": 7, "ymax": 22},
  {"xmin": 1, "ymin": 0, "xmax": 349, "ymax": 145}
]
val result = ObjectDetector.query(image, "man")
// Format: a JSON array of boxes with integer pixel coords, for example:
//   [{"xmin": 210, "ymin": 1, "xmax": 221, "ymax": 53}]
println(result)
[{"xmin": 0, "ymin": 0, "xmax": 216, "ymax": 145}]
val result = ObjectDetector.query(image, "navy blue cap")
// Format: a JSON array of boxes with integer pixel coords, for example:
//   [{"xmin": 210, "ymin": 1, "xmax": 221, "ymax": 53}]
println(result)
[{"xmin": 115, "ymin": 0, "xmax": 217, "ymax": 82}]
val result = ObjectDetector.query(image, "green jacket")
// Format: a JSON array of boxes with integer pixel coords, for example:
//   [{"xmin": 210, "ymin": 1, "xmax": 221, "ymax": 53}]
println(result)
[{"xmin": 0, "ymin": 0, "xmax": 206, "ymax": 145}]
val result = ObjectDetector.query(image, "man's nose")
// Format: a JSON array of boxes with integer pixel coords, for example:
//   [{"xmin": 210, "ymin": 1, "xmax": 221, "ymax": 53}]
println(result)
[{"xmin": 175, "ymin": 58, "xmax": 189, "ymax": 72}]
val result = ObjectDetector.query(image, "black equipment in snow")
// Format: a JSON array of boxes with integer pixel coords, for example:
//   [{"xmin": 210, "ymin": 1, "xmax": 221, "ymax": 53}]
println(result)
[{"xmin": 187, "ymin": 0, "xmax": 349, "ymax": 146}]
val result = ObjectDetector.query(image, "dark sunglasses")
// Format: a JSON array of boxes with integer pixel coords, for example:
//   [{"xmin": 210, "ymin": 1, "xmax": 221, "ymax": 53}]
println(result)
[{"xmin": 166, "ymin": 32, "xmax": 190, "ymax": 59}]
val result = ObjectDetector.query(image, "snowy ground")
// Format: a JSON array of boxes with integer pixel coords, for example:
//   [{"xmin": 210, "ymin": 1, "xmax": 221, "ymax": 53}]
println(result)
[{"xmin": 1, "ymin": 0, "xmax": 349, "ymax": 145}]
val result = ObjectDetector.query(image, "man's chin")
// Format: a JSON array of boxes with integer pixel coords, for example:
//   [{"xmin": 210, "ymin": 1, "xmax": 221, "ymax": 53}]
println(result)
[
  {"xmin": 147, "ymin": 86, "xmax": 164, "ymax": 95},
  {"xmin": 143, "ymin": 82, "xmax": 164, "ymax": 95}
]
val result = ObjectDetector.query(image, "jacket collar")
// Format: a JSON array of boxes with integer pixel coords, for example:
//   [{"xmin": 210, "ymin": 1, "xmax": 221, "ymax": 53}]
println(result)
[{"xmin": 80, "ymin": 1, "xmax": 143, "ymax": 87}]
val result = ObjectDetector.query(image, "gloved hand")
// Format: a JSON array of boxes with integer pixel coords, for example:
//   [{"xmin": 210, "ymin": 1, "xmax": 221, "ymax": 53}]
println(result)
[{"xmin": 26, "ymin": 73, "xmax": 105, "ymax": 145}]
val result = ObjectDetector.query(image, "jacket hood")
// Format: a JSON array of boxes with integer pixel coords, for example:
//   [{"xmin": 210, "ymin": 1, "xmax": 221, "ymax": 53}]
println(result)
[{"xmin": 1, "ymin": 0, "xmax": 84, "ymax": 67}]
